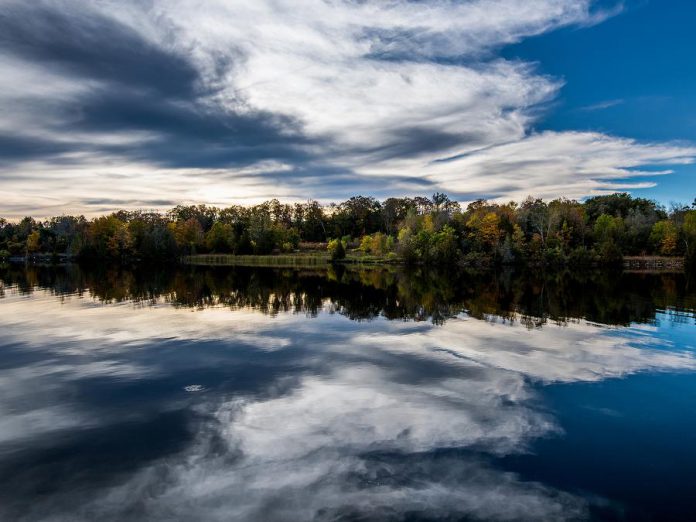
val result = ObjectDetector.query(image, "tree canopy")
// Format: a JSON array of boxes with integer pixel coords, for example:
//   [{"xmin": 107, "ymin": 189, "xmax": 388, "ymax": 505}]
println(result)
[{"xmin": 2, "ymin": 193, "xmax": 694, "ymax": 269}]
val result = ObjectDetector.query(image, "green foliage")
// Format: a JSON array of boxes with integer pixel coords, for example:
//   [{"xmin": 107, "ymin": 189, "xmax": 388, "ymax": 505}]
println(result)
[
  {"xmin": 3, "ymin": 192, "xmax": 694, "ymax": 267},
  {"xmin": 593, "ymin": 214, "xmax": 624, "ymax": 244},
  {"xmin": 683, "ymin": 210, "xmax": 696, "ymax": 253},
  {"xmin": 598, "ymin": 240, "xmax": 624, "ymax": 266},
  {"xmin": 358, "ymin": 232, "xmax": 392, "ymax": 256},
  {"xmin": 205, "ymin": 222, "xmax": 235, "ymax": 253},
  {"xmin": 128, "ymin": 217, "xmax": 177, "ymax": 261},
  {"xmin": 650, "ymin": 220, "xmax": 678, "ymax": 255},
  {"xmin": 172, "ymin": 218, "xmax": 204, "ymax": 255},
  {"xmin": 683, "ymin": 212, "xmax": 696, "ymax": 273},
  {"xmin": 568, "ymin": 246, "xmax": 596, "ymax": 266},
  {"xmin": 327, "ymin": 238, "xmax": 346, "ymax": 261},
  {"xmin": 82, "ymin": 215, "xmax": 133, "ymax": 260},
  {"xmin": 427, "ymin": 225, "xmax": 459, "ymax": 264},
  {"xmin": 585, "ymin": 193, "xmax": 666, "ymax": 222}
]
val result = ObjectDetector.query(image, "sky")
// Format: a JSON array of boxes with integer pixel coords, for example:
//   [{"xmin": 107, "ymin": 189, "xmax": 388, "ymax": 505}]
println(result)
[{"xmin": 0, "ymin": 0, "xmax": 694, "ymax": 218}]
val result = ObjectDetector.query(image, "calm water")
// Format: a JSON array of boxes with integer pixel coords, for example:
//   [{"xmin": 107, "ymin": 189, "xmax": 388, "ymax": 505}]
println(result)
[{"xmin": 1, "ymin": 265, "xmax": 696, "ymax": 522}]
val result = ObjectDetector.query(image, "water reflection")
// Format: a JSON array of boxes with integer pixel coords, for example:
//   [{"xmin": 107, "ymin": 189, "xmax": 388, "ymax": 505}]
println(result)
[
  {"xmin": 0, "ymin": 265, "xmax": 695, "ymax": 521},
  {"xmin": 3, "ymin": 264, "xmax": 696, "ymax": 326}
]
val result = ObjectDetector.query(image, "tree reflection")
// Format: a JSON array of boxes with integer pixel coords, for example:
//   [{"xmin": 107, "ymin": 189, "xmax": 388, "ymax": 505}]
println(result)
[{"xmin": 1, "ymin": 264, "xmax": 695, "ymax": 327}]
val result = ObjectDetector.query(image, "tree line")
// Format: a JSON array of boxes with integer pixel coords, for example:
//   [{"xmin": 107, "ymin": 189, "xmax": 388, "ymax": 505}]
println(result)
[{"xmin": 2, "ymin": 193, "xmax": 696, "ymax": 268}]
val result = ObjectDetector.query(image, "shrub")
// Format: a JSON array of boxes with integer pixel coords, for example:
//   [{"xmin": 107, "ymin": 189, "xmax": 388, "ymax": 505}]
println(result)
[
  {"xmin": 568, "ymin": 247, "xmax": 595, "ymax": 267},
  {"xmin": 327, "ymin": 239, "xmax": 346, "ymax": 261},
  {"xmin": 599, "ymin": 241, "xmax": 623, "ymax": 266}
]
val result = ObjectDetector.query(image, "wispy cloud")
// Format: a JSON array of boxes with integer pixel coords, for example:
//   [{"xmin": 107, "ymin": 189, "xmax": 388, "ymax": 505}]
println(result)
[{"xmin": 577, "ymin": 99, "xmax": 625, "ymax": 112}]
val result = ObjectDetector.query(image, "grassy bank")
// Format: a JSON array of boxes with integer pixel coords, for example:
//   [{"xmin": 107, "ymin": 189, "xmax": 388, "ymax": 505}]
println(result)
[
  {"xmin": 184, "ymin": 253, "xmax": 688, "ymax": 272},
  {"xmin": 183, "ymin": 253, "xmax": 330, "ymax": 267},
  {"xmin": 623, "ymin": 256, "xmax": 684, "ymax": 271},
  {"xmin": 183, "ymin": 252, "xmax": 403, "ymax": 267}
]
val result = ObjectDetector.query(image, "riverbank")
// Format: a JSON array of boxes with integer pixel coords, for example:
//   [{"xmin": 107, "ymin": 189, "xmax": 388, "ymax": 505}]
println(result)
[
  {"xmin": 182, "ymin": 253, "xmax": 687, "ymax": 271},
  {"xmin": 182, "ymin": 252, "xmax": 400, "ymax": 268},
  {"xmin": 5, "ymin": 252, "xmax": 688, "ymax": 273},
  {"xmin": 623, "ymin": 256, "xmax": 684, "ymax": 271}
]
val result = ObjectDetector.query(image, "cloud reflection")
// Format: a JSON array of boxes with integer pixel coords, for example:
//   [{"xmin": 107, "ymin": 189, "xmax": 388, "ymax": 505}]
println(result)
[{"xmin": 0, "ymin": 281, "xmax": 694, "ymax": 520}]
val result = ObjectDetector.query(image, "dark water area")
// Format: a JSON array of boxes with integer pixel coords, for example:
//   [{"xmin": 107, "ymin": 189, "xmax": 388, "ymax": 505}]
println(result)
[{"xmin": 1, "ymin": 264, "xmax": 695, "ymax": 521}]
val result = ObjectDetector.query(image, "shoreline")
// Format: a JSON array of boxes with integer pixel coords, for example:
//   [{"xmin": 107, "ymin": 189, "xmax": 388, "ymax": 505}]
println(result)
[
  {"xmin": 4, "ymin": 253, "xmax": 687, "ymax": 273},
  {"xmin": 182, "ymin": 253, "xmax": 686, "ymax": 272}
]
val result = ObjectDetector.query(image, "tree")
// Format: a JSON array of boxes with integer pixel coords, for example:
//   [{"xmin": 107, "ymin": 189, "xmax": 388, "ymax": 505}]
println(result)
[
  {"xmin": 592, "ymin": 214, "xmax": 625, "ymax": 264},
  {"xmin": 650, "ymin": 220, "xmax": 678, "ymax": 255},
  {"xmin": 518, "ymin": 198, "xmax": 551, "ymax": 247},
  {"xmin": 107, "ymin": 226, "xmax": 134, "ymax": 260},
  {"xmin": 396, "ymin": 227, "xmax": 418, "ymax": 263},
  {"xmin": 205, "ymin": 222, "xmax": 235, "ymax": 252},
  {"xmin": 431, "ymin": 193, "xmax": 460, "ymax": 216},
  {"xmin": 382, "ymin": 198, "xmax": 414, "ymax": 234},
  {"xmin": 168, "ymin": 205, "xmax": 218, "ymax": 232},
  {"xmin": 26, "ymin": 230, "xmax": 41, "ymax": 254},
  {"xmin": 428, "ymin": 225, "xmax": 459, "ymax": 264},
  {"xmin": 684, "ymin": 210, "xmax": 696, "ymax": 271},
  {"xmin": 333, "ymin": 196, "xmax": 382, "ymax": 237},
  {"xmin": 247, "ymin": 212, "xmax": 278, "ymax": 254},
  {"xmin": 328, "ymin": 238, "xmax": 346, "ymax": 261},
  {"xmin": 585, "ymin": 193, "xmax": 665, "ymax": 222},
  {"xmin": 173, "ymin": 218, "xmax": 204, "ymax": 254},
  {"xmin": 594, "ymin": 214, "xmax": 624, "ymax": 244},
  {"xmin": 413, "ymin": 196, "xmax": 433, "ymax": 215},
  {"xmin": 85, "ymin": 215, "xmax": 131, "ymax": 259},
  {"xmin": 301, "ymin": 200, "xmax": 327, "ymax": 241},
  {"xmin": 467, "ymin": 212, "xmax": 502, "ymax": 252},
  {"xmin": 511, "ymin": 224, "xmax": 526, "ymax": 257},
  {"xmin": 683, "ymin": 211, "xmax": 696, "ymax": 252}
]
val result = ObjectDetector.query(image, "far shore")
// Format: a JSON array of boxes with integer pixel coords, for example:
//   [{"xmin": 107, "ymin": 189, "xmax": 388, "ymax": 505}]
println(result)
[
  {"xmin": 182, "ymin": 253, "xmax": 686, "ymax": 272},
  {"xmin": 3, "ymin": 253, "xmax": 687, "ymax": 273}
]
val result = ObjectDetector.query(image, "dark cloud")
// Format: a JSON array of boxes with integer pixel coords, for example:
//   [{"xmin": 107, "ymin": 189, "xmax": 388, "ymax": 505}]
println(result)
[
  {"xmin": 347, "ymin": 126, "xmax": 485, "ymax": 162},
  {"xmin": 0, "ymin": 2, "xmax": 317, "ymax": 170},
  {"xmin": 73, "ymin": 87, "xmax": 316, "ymax": 168},
  {"xmin": 0, "ymin": 2, "xmax": 199, "ymax": 97},
  {"xmin": 0, "ymin": 135, "xmax": 73, "ymax": 162}
]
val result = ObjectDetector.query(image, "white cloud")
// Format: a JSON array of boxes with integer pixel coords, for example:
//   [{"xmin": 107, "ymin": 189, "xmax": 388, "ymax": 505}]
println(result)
[{"xmin": 421, "ymin": 131, "xmax": 696, "ymax": 202}]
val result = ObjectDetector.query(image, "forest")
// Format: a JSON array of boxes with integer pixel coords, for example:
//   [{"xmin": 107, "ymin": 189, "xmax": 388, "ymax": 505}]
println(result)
[{"xmin": 2, "ymin": 193, "xmax": 696, "ymax": 269}]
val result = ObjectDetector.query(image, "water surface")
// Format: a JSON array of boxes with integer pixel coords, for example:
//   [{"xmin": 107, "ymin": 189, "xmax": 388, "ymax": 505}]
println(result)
[{"xmin": 1, "ymin": 265, "xmax": 695, "ymax": 521}]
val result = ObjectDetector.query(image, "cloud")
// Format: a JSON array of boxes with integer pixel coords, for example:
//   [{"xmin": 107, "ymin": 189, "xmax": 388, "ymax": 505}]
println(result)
[
  {"xmin": 64, "ymin": 368, "xmax": 583, "ymax": 522},
  {"xmin": 427, "ymin": 131, "xmax": 696, "ymax": 201},
  {"xmin": 0, "ymin": 0, "xmax": 692, "ymax": 217},
  {"xmin": 577, "ymin": 99, "xmax": 625, "ymax": 112}
]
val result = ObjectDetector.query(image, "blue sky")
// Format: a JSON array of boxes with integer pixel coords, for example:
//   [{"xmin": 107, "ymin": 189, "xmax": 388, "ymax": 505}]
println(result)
[
  {"xmin": 0, "ymin": 0, "xmax": 694, "ymax": 217},
  {"xmin": 504, "ymin": 0, "xmax": 696, "ymax": 204}
]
